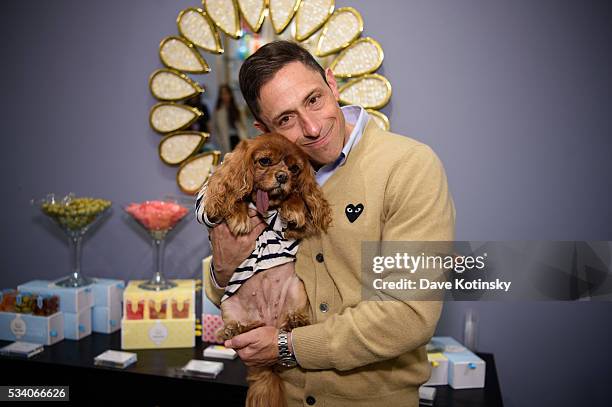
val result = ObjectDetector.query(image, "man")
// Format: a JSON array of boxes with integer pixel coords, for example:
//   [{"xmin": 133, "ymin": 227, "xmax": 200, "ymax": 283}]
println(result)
[{"xmin": 204, "ymin": 40, "xmax": 455, "ymax": 406}]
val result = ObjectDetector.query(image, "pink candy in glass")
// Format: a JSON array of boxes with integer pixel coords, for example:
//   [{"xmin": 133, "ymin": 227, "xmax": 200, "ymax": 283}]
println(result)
[{"xmin": 125, "ymin": 201, "xmax": 189, "ymax": 231}]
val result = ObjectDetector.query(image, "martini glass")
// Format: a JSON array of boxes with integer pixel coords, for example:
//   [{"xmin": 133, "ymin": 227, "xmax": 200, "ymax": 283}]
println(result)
[
  {"xmin": 124, "ymin": 199, "xmax": 190, "ymax": 291},
  {"xmin": 35, "ymin": 193, "xmax": 112, "ymax": 287}
]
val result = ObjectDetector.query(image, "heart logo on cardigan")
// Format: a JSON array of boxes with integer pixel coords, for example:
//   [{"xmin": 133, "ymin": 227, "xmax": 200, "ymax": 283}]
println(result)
[{"xmin": 345, "ymin": 203, "xmax": 364, "ymax": 223}]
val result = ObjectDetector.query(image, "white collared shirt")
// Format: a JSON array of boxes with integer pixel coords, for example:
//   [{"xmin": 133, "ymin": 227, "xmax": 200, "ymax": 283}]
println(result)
[{"xmin": 315, "ymin": 105, "xmax": 369, "ymax": 186}]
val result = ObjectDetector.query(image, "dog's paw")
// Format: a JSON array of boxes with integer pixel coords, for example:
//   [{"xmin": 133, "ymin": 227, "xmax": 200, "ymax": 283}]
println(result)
[
  {"xmin": 284, "ymin": 312, "xmax": 310, "ymax": 330},
  {"xmin": 227, "ymin": 212, "xmax": 252, "ymax": 235},
  {"xmin": 282, "ymin": 208, "xmax": 307, "ymax": 230},
  {"xmin": 220, "ymin": 321, "xmax": 240, "ymax": 341}
]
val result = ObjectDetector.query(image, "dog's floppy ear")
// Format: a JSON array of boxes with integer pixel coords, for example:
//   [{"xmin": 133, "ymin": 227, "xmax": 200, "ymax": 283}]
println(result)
[
  {"xmin": 297, "ymin": 165, "xmax": 332, "ymax": 233},
  {"xmin": 204, "ymin": 140, "xmax": 253, "ymax": 220}
]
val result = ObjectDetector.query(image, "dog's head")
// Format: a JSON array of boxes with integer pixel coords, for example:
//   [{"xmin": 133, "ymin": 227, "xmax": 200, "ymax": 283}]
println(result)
[
  {"xmin": 246, "ymin": 133, "xmax": 311, "ymax": 212},
  {"xmin": 205, "ymin": 133, "xmax": 332, "ymax": 236}
]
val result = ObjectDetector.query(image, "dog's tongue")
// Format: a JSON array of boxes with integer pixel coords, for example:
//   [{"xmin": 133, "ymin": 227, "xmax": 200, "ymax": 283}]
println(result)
[{"xmin": 256, "ymin": 189, "xmax": 269, "ymax": 215}]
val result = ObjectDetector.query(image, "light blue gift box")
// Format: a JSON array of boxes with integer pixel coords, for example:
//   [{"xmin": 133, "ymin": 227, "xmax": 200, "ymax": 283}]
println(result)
[
  {"xmin": 431, "ymin": 336, "xmax": 486, "ymax": 389},
  {"xmin": 0, "ymin": 311, "xmax": 64, "ymax": 345},
  {"xmin": 92, "ymin": 304, "xmax": 121, "ymax": 334},
  {"xmin": 17, "ymin": 280, "xmax": 93, "ymax": 313},
  {"xmin": 444, "ymin": 350, "xmax": 485, "ymax": 389},
  {"xmin": 90, "ymin": 278, "xmax": 124, "ymax": 308},
  {"xmin": 63, "ymin": 308, "xmax": 92, "ymax": 340}
]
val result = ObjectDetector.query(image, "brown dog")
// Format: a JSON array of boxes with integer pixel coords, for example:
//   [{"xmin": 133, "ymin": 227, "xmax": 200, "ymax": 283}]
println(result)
[{"xmin": 199, "ymin": 133, "xmax": 332, "ymax": 407}]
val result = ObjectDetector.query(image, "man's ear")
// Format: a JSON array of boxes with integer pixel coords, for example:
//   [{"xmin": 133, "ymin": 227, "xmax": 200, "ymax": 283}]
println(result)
[
  {"xmin": 325, "ymin": 67, "xmax": 340, "ymax": 100},
  {"xmin": 254, "ymin": 120, "xmax": 269, "ymax": 134}
]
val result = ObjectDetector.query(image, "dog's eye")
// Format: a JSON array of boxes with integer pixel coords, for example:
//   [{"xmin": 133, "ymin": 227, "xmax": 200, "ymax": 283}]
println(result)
[
  {"xmin": 289, "ymin": 165, "xmax": 300, "ymax": 174},
  {"xmin": 258, "ymin": 157, "xmax": 272, "ymax": 166}
]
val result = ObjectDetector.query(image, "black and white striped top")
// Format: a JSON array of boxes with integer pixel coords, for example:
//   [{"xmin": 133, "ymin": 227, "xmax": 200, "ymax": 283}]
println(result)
[{"xmin": 195, "ymin": 183, "xmax": 299, "ymax": 302}]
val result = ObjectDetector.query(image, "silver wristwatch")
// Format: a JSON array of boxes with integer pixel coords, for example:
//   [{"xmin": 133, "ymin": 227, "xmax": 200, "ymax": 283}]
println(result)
[{"xmin": 278, "ymin": 330, "xmax": 297, "ymax": 368}]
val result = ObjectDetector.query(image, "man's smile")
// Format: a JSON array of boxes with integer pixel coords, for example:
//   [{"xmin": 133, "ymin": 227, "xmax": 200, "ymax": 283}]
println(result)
[{"xmin": 304, "ymin": 124, "xmax": 333, "ymax": 149}]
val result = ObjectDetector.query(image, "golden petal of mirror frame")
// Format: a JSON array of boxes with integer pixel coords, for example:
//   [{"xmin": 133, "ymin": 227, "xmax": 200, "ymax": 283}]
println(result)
[
  {"xmin": 177, "ymin": 151, "xmax": 221, "ymax": 195},
  {"xmin": 366, "ymin": 109, "xmax": 390, "ymax": 132},
  {"xmin": 159, "ymin": 131, "xmax": 210, "ymax": 165},
  {"xmin": 150, "ymin": 0, "xmax": 393, "ymax": 193},
  {"xmin": 149, "ymin": 68, "xmax": 204, "ymax": 101},
  {"xmin": 338, "ymin": 73, "xmax": 392, "ymax": 110},
  {"xmin": 159, "ymin": 36, "xmax": 211, "ymax": 73},
  {"xmin": 204, "ymin": 0, "xmax": 243, "ymax": 39},
  {"xmin": 149, "ymin": 102, "xmax": 203, "ymax": 134},
  {"xmin": 237, "ymin": 0, "xmax": 267, "ymax": 33},
  {"xmin": 328, "ymin": 37, "xmax": 383, "ymax": 78},
  {"xmin": 177, "ymin": 8, "xmax": 224, "ymax": 54},
  {"xmin": 269, "ymin": 0, "xmax": 301, "ymax": 34},
  {"xmin": 294, "ymin": 0, "xmax": 335, "ymax": 42},
  {"xmin": 315, "ymin": 7, "xmax": 363, "ymax": 57}
]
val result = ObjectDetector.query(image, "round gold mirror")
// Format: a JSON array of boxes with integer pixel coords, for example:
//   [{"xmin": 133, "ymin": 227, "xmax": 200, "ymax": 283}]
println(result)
[{"xmin": 149, "ymin": 0, "xmax": 392, "ymax": 194}]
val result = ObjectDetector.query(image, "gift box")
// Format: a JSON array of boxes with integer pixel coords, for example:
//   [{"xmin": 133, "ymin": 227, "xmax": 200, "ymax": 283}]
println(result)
[
  {"xmin": 0, "ymin": 311, "xmax": 64, "ymax": 345},
  {"xmin": 18, "ymin": 280, "xmax": 93, "ymax": 313},
  {"xmin": 444, "ymin": 351, "xmax": 485, "ymax": 389},
  {"xmin": 430, "ymin": 336, "xmax": 486, "ymax": 389},
  {"xmin": 424, "ymin": 353, "xmax": 449, "ymax": 386},
  {"xmin": 90, "ymin": 278, "xmax": 123, "ymax": 334},
  {"xmin": 121, "ymin": 280, "xmax": 195, "ymax": 349},
  {"xmin": 64, "ymin": 307, "xmax": 92, "ymax": 340},
  {"xmin": 92, "ymin": 303, "xmax": 121, "ymax": 334},
  {"xmin": 90, "ymin": 278, "xmax": 124, "ymax": 308},
  {"xmin": 201, "ymin": 313, "xmax": 224, "ymax": 344}
]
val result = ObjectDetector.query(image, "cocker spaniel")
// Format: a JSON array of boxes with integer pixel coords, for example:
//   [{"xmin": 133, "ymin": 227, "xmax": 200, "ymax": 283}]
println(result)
[{"xmin": 196, "ymin": 133, "xmax": 332, "ymax": 407}]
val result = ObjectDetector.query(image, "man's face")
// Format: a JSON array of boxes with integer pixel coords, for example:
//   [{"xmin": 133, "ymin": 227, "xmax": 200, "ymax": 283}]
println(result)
[{"xmin": 254, "ymin": 61, "xmax": 352, "ymax": 168}]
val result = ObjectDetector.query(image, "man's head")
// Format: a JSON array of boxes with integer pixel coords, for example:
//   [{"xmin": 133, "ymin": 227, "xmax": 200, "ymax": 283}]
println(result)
[{"xmin": 239, "ymin": 40, "xmax": 353, "ymax": 168}]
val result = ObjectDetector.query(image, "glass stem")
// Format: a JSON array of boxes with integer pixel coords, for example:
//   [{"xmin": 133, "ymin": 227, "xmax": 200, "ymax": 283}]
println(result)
[
  {"xmin": 70, "ymin": 235, "xmax": 83, "ymax": 280},
  {"xmin": 152, "ymin": 238, "xmax": 166, "ymax": 284}
]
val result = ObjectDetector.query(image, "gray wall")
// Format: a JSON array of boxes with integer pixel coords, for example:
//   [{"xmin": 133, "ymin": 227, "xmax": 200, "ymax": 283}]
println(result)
[{"xmin": 1, "ymin": 1, "xmax": 611, "ymax": 406}]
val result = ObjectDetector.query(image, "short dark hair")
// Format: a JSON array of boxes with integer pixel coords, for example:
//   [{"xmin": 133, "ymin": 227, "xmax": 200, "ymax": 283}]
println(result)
[{"xmin": 239, "ymin": 40, "xmax": 327, "ymax": 123}]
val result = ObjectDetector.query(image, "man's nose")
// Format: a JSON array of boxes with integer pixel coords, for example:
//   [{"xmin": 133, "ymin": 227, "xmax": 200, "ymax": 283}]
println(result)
[
  {"xmin": 300, "ymin": 114, "xmax": 321, "ymax": 138},
  {"xmin": 276, "ymin": 171, "xmax": 288, "ymax": 184}
]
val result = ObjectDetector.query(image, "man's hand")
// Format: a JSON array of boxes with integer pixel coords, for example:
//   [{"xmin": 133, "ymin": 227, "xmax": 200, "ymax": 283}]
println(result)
[
  {"xmin": 210, "ymin": 209, "xmax": 267, "ymax": 287},
  {"xmin": 224, "ymin": 326, "xmax": 280, "ymax": 367}
]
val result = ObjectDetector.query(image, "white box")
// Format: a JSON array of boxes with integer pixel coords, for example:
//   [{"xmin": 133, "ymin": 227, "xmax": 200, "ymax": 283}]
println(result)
[
  {"xmin": 63, "ymin": 308, "xmax": 92, "ymax": 340},
  {"xmin": 91, "ymin": 278, "xmax": 124, "ymax": 308},
  {"xmin": 92, "ymin": 305, "xmax": 121, "ymax": 334},
  {"xmin": 0, "ymin": 311, "xmax": 64, "ymax": 345},
  {"xmin": 445, "ymin": 351, "xmax": 485, "ymax": 389},
  {"xmin": 424, "ymin": 353, "xmax": 449, "ymax": 386},
  {"xmin": 18, "ymin": 280, "xmax": 93, "ymax": 313}
]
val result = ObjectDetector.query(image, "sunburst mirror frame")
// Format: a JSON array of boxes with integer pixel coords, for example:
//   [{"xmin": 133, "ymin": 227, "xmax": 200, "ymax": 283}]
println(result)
[{"xmin": 149, "ymin": 0, "xmax": 392, "ymax": 194}]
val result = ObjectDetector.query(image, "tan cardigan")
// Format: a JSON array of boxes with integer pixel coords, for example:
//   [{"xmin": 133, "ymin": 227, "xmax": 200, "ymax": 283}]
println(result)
[{"xmin": 205, "ymin": 119, "xmax": 456, "ymax": 406}]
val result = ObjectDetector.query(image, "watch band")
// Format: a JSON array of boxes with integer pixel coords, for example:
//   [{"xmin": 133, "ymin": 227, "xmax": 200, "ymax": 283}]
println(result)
[{"xmin": 278, "ymin": 330, "xmax": 297, "ymax": 368}]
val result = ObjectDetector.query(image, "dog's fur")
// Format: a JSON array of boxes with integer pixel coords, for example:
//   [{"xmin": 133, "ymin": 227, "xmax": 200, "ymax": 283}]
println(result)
[{"xmin": 203, "ymin": 134, "xmax": 332, "ymax": 407}]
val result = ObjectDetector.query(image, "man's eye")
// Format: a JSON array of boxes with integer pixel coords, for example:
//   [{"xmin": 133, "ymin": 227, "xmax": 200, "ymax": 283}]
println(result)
[
  {"xmin": 309, "ymin": 95, "xmax": 321, "ymax": 105},
  {"xmin": 289, "ymin": 165, "xmax": 300, "ymax": 174},
  {"xmin": 279, "ymin": 116, "xmax": 290, "ymax": 126},
  {"xmin": 258, "ymin": 157, "xmax": 272, "ymax": 166}
]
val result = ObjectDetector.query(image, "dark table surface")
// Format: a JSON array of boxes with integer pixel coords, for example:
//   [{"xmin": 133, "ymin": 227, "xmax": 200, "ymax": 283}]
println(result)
[{"xmin": 0, "ymin": 333, "xmax": 502, "ymax": 406}]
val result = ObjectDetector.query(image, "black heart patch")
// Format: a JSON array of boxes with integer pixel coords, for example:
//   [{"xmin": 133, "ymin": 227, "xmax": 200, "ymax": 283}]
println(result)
[{"xmin": 345, "ymin": 203, "xmax": 364, "ymax": 223}]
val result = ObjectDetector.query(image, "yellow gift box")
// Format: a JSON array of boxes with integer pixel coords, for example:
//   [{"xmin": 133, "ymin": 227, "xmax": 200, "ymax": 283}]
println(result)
[{"xmin": 121, "ymin": 280, "xmax": 195, "ymax": 349}]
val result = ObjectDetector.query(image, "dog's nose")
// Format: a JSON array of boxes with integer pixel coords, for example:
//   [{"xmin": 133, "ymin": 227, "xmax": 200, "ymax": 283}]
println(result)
[{"xmin": 275, "ymin": 171, "xmax": 288, "ymax": 184}]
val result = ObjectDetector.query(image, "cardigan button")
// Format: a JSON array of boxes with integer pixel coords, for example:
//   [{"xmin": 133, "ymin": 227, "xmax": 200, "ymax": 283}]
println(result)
[
  {"xmin": 306, "ymin": 396, "xmax": 316, "ymax": 405},
  {"xmin": 315, "ymin": 253, "xmax": 324, "ymax": 263},
  {"xmin": 319, "ymin": 303, "xmax": 329, "ymax": 313}
]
